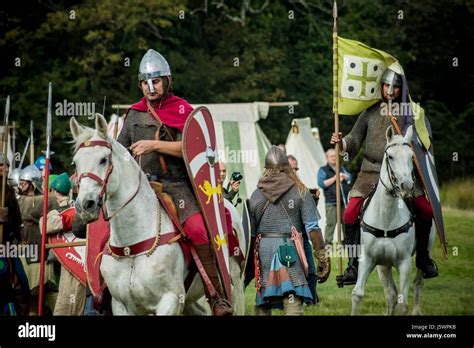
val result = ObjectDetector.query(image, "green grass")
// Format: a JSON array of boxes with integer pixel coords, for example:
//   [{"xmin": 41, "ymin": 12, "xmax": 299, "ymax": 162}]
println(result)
[
  {"xmin": 244, "ymin": 207, "xmax": 474, "ymax": 315},
  {"xmin": 440, "ymin": 178, "xmax": 474, "ymax": 210}
]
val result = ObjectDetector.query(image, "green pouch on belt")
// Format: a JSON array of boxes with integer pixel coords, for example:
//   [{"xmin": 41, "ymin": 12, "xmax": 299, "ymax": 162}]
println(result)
[{"xmin": 278, "ymin": 237, "xmax": 297, "ymax": 267}]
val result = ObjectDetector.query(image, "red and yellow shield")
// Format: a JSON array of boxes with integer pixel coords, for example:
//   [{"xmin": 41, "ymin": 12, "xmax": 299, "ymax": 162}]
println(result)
[{"xmin": 183, "ymin": 107, "xmax": 231, "ymax": 301}]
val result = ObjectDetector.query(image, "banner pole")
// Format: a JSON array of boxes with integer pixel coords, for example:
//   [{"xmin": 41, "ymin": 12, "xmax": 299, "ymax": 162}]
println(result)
[{"xmin": 332, "ymin": 1, "xmax": 343, "ymax": 278}]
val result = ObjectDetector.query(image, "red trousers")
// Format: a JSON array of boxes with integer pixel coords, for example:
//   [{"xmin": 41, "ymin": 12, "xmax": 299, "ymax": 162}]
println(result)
[
  {"xmin": 345, "ymin": 195, "xmax": 434, "ymax": 225},
  {"xmin": 182, "ymin": 208, "xmax": 233, "ymax": 246}
]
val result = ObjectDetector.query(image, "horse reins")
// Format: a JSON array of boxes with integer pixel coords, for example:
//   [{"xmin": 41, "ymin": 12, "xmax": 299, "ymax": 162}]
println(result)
[
  {"xmin": 379, "ymin": 142, "xmax": 415, "ymax": 197},
  {"xmin": 76, "ymin": 139, "xmax": 142, "ymax": 221},
  {"xmin": 362, "ymin": 142, "xmax": 415, "ymax": 238}
]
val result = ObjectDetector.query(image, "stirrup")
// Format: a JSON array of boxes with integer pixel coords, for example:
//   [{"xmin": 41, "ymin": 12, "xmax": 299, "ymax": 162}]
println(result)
[
  {"xmin": 420, "ymin": 258, "xmax": 438, "ymax": 279},
  {"xmin": 336, "ymin": 265, "xmax": 358, "ymax": 288},
  {"xmin": 342, "ymin": 265, "xmax": 358, "ymax": 285}
]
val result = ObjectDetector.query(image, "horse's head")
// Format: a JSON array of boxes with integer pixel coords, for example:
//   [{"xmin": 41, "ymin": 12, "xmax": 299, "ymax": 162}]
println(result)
[
  {"xmin": 382, "ymin": 125, "xmax": 414, "ymax": 199},
  {"xmin": 70, "ymin": 114, "xmax": 121, "ymax": 223}
]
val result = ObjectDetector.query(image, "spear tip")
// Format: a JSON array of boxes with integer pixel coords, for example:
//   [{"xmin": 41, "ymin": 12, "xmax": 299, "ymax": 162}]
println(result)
[
  {"xmin": 4, "ymin": 95, "xmax": 10, "ymax": 124},
  {"xmin": 333, "ymin": 1, "xmax": 337, "ymax": 19}
]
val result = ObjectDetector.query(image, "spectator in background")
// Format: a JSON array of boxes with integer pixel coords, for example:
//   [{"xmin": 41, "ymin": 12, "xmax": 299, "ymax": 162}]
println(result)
[
  {"xmin": 317, "ymin": 149, "xmax": 351, "ymax": 246},
  {"xmin": 218, "ymin": 162, "xmax": 240, "ymax": 203}
]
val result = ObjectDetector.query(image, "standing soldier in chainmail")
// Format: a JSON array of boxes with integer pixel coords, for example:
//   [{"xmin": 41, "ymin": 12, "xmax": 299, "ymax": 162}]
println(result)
[
  {"xmin": 0, "ymin": 154, "xmax": 30, "ymax": 315},
  {"xmin": 117, "ymin": 49, "xmax": 233, "ymax": 316},
  {"xmin": 331, "ymin": 68, "xmax": 438, "ymax": 285},
  {"xmin": 17, "ymin": 164, "xmax": 59, "ymax": 314},
  {"xmin": 40, "ymin": 173, "xmax": 86, "ymax": 315},
  {"xmin": 249, "ymin": 146, "xmax": 330, "ymax": 315}
]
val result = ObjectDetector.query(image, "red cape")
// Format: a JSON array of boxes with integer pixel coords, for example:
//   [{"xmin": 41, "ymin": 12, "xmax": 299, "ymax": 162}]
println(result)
[{"xmin": 129, "ymin": 96, "xmax": 194, "ymax": 132}]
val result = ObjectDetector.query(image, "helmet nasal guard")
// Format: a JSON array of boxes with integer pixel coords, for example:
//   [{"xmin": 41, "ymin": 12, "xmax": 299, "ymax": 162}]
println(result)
[
  {"xmin": 382, "ymin": 68, "xmax": 402, "ymax": 95},
  {"xmin": 138, "ymin": 49, "xmax": 171, "ymax": 93}
]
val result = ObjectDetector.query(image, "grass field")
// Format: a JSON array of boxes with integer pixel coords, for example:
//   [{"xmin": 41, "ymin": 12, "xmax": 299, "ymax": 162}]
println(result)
[
  {"xmin": 244, "ymin": 207, "xmax": 474, "ymax": 315},
  {"xmin": 440, "ymin": 178, "xmax": 474, "ymax": 210}
]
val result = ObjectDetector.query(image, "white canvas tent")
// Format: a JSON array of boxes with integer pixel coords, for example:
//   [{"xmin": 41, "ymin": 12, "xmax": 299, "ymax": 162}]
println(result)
[
  {"xmin": 191, "ymin": 102, "xmax": 272, "ymax": 202},
  {"xmin": 109, "ymin": 102, "xmax": 272, "ymax": 204},
  {"xmin": 285, "ymin": 117, "xmax": 328, "ymax": 235}
]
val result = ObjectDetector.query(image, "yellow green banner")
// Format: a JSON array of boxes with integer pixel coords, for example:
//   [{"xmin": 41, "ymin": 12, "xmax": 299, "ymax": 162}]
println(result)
[{"xmin": 336, "ymin": 36, "xmax": 397, "ymax": 115}]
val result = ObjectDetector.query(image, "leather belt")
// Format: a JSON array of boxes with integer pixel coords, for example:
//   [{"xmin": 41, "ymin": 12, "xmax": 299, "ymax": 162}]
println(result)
[
  {"xmin": 361, "ymin": 218, "xmax": 413, "ymax": 238},
  {"xmin": 258, "ymin": 232, "xmax": 292, "ymax": 238}
]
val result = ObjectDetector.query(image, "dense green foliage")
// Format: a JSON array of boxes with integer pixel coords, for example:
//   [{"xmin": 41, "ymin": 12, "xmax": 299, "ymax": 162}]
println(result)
[{"xmin": 1, "ymin": 0, "xmax": 472, "ymax": 182}]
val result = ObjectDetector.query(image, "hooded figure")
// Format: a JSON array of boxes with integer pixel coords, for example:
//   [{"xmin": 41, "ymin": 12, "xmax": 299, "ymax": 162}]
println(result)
[{"xmin": 248, "ymin": 146, "xmax": 329, "ymax": 316}]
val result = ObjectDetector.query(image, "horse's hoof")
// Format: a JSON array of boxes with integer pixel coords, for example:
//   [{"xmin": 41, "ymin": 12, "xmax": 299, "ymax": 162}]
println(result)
[{"xmin": 210, "ymin": 298, "xmax": 234, "ymax": 316}]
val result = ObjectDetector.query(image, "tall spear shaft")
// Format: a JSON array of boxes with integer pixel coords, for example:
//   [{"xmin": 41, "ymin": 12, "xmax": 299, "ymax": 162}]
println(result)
[
  {"xmin": 0, "ymin": 96, "xmax": 10, "ymax": 243},
  {"xmin": 38, "ymin": 82, "xmax": 53, "ymax": 315},
  {"xmin": 19, "ymin": 137, "xmax": 30, "ymax": 169},
  {"xmin": 12, "ymin": 121, "xmax": 16, "ymax": 170},
  {"xmin": 102, "ymin": 95, "xmax": 107, "ymax": 117},
  {"xmin": 332, "ymin": 1, "xmax": 343, "ymax": 277},
  {"xmin": 30, "ymin": 120, "xmax": 34, "ymax": 165},
  {"xmin": 113, "ymin": 106, "xmax": 120, "ymax": 140}
]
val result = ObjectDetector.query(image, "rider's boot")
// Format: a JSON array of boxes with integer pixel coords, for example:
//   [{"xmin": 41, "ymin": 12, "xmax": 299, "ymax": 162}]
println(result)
[
  {"xmin": 415, "ymin": 219, "xmax": 438, "ymax": 279},
  {"xmin": 341, "ymin": 222, "xmax": 360, "ymax": 285},
  {"xmin": 195, "ymin": 243, "xmax": 234, "ymax": 316}
]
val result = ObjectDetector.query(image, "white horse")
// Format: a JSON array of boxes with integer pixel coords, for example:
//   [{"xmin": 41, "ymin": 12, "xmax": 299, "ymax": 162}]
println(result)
[
  {"xmin": 352, "ymin": 125, "xmax": 435, "ymax": 315},
  {"xmin": 70, "ymin": 114, "xmax": 246, "ymax": 315}
]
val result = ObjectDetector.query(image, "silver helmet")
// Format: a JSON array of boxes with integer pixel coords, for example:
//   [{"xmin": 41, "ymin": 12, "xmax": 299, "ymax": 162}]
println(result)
[
  {"xmin": 20, "ymin": 165, "xmax": 42, "ymax": 184},
  {"xmin": 382, "ymin": 68, "xmax": 403, "ymax": 96},
  {"xmin": 264, "ymin": 145, "xmax": 289, "ymax": 169},
  {"xmin": 8, "ymin": 168, "xmax": 21, "ymax": 187},
  {"xmin": 138, "ymin": 49, "xmax": 171, "ymax": 93}
]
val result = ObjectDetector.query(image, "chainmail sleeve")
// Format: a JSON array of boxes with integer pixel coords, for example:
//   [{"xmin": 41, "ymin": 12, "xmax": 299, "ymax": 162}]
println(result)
[
  {"xmin": 117, "ymin": 110, "xmax": 133, "ymax": 149},
  {"xmin": 249, "ymin": 189, "xmax": 260, "ymax": 237},
  {"xmin": 300, "ymin": 191, "xmax": 319, "ymax": 235},
  {"xmin": 343, "ymin": 108, "xmax": 371, "ymax": 160}
]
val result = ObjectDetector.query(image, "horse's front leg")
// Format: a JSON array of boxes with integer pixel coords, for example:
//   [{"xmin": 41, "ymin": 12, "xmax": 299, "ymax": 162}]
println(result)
[
  {"xmin": 396, "ymin": 257, "xmax": 412, "ymax": 315},
  {"xmin": 351, "ymin": 256, "xmax": 376, "ymax": 315},
  {"xmin": 155, "ymin": 292, "xmax": 184, "ymax": 315},
  {"xmin": 376, "ymin": 265, "xmax": 397, "ymax": 315},
  {"xmin": 412, "ymin": 269, "xmax": 424, "ymax": 315},
  {"xmin": 112, "ymin": 297, "xmax": 130, "ymax": 315}
]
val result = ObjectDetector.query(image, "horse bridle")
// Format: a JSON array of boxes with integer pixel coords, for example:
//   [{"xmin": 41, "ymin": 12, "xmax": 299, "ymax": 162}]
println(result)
[
  {"xmin": 75, "ymin": 139, "xmax": 142, "ymax": 221},
  {"xmin": 379, "ymin": 142, "xmax": 415, "ymax": 198}
]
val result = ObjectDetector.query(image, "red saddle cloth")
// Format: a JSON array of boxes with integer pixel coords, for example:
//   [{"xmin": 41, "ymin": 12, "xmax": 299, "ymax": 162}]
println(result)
[{"xmin": 87, "ymin": 204, "xmax": 241, "ymax": 306}]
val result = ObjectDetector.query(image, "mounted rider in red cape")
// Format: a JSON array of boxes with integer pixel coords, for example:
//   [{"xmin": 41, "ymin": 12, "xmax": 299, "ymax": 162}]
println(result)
[{"xmin": 117, "ymin": 49, "xmax": 234, "ymax": 316}]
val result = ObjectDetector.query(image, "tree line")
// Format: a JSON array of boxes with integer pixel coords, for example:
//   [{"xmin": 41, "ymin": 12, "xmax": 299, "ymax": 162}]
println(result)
[{"xmin": 1, "ymin": 0, "xmax": 472, "ymax": 183}]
